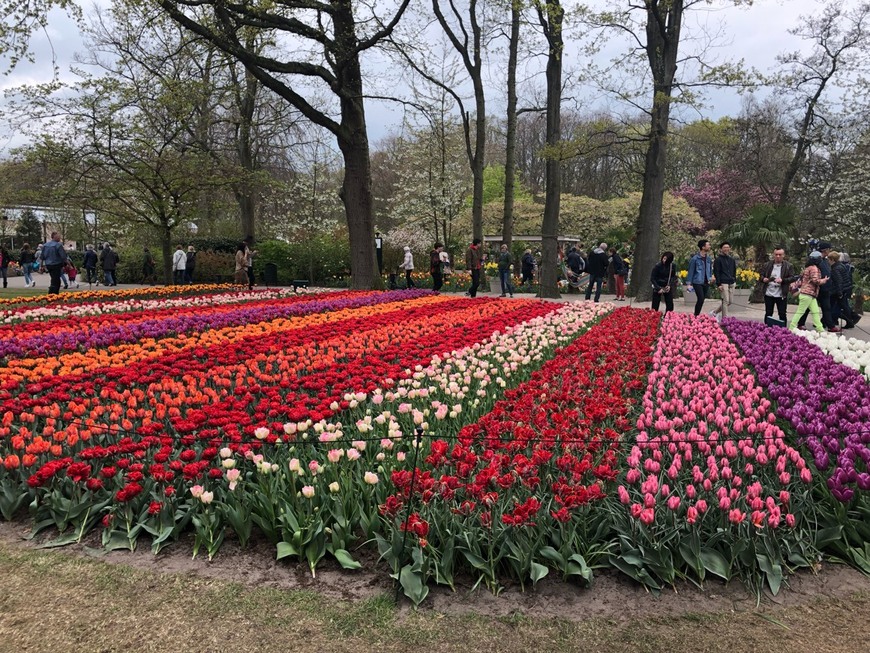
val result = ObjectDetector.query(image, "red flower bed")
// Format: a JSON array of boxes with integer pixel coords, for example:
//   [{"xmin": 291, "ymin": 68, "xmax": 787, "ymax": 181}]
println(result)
[{"xmin": 378, "ymin": 307, "xmax": 661, "ymax": 594}]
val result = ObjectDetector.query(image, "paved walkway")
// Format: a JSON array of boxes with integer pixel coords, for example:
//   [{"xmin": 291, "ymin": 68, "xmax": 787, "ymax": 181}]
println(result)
[{"xmin": 3, "ymin": 272, "xmax": 868, "ymax": 343}]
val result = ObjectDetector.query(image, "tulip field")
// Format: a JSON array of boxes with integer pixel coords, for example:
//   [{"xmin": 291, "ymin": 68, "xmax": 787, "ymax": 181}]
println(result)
[{"xmin": 1, "ymin": 285, "xmax": 869, "ymax": 605}]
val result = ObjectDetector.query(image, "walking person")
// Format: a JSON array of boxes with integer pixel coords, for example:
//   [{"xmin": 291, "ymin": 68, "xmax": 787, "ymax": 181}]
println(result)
[
  {"xmin": 520, "ymin": 249, "xmax": 535, "ymax": 286},
  {"xmin": 609, "ymin": 247, "xmax": 627, "ymax": 301},
  {"xmin": 797, "ymin": 241, "xmax": 836, "ymax": 331},
  {"xmin": 760, "ymin": 248, "xmax": 796, "ymax": 325},
  {"xmin": 99, "ymin": 243, "xmax": 119, "ymax": 286},
  {"xmin": 142, "ymin": 247, "xmax": 156, "ymax": 285},
  {"xmin": 688, "ymin": 239, "xmax": 714, "ymax": 317},
  {"xmin": 19, "ymin": 244, "xmax": 35, "ymax": 288},
  {"xmin": 243, "ymin": 238, "xmax": 256, "ymax": 290},
  {"xmin": 185, "ymin": 246, "xmax": 196, "ymax": 284},
  {"xmin": 400, "ymin": 246, "xmax": 415, "ymax": 288},
  {"xmin": 789, "ymin": 252, "xmax": 829, "ymax": 333},
  {"xmin": 83, "ymin": 244, "xmax": 98, "ymax": 285},
  {"xmin": 497, "ymin": 243, "xmax": 514, "ymax": 298},
  {"xmin": 64, "ymin": 260, "xmax": 80, "ymax": 288},
  {"xmin": 585, "ymin": 242, "xmax": 608, "ymax": 302},
  {"xmin": 710, "ymin": 241, "xmax": 737, "ymax": 322},
  {"xmin": 0, "ymin": 243, "xmax": 11, "ymax": 289},
  {"xmin": 828, "ymin": 251, "xmax": 857, "ymax": 329},
  {"xmin": 41, "ymin": 232, "xmax": 68, "ymax": 295},
  {"xmin": 465, "ymin": 238, "xmax": 482, "ymax": 297},
  {"xmin": 651, "ymin": 252, "xmax": 678, "ymax": 313},
  {"xmin": 839, "ymin": 254, "xmax": 861, "ymax": 329},
  {"xmin": 429, "ymin": 243, "xmax": 444, "ymax": 292},
  {"xmin": 172, "ymin": 244, "xmax": 186, "ymax": 285},
  {"xmin": 234, "ymin": 242, "xmax": 248, "ymax": 284}
]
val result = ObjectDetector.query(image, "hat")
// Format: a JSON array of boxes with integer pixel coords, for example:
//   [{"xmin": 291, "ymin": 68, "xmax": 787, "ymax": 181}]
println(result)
[
  {"xmin": 188, "ymin": 246, "xmax": 195, "ymax": 252},
  {"xmin": 817, "ymin": 241, "xmax": 832, "ymax": 251},
  {"xmin": 809, "ymin": 251, "xmax": 822, "ymax": 258}
]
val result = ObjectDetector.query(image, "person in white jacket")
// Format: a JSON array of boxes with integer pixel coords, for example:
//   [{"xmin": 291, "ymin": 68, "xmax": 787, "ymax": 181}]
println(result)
[
  {"xmin": 401, "ymin": 246, "xmax": 415, "ymax": 288},
  {"xmin": 172, "ymin": 245, "xmax": 187, "ymax": 285}
]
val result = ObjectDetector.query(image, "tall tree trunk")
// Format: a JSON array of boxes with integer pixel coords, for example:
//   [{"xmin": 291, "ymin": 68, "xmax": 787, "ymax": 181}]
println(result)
[
  {"xmin": 502, "ymin": 3, "xmax": 520, "ymax": 248},
  {"xmin": 160, "ymin": 223, "xmax": 173, "ymax": 285},
  {"xmin": 471, "ymin": 92, "xmax": 486, "ymax": 243},
  {"xmin": 236, "ymin": 65, "xmax": 259, "ymax": 242},
  {"xmin": 538, "ymin": 0, "xmax": 563, "ymax": 299},
  {"xmin": 630, "ymin": 1, "xmax": 682, "ymax": 303},
  {"xmin": 335, "ymin": 5, "xmax": 380, "ymax": 290}
]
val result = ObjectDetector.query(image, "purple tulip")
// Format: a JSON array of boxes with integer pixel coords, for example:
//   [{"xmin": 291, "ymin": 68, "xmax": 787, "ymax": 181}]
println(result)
[{"xmin": 724, "ymin": 318, "xmax": 870, "ymax": 502}]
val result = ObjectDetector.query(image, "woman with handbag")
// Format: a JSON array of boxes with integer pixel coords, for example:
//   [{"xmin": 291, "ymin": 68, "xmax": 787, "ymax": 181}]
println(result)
[
  {"xmin": 788, "ymin": 252, "xmax": 829, "ymax": 332},
  {"xmin": 650, "ymin": 251, "xmax": 678, "ymax": 313}
]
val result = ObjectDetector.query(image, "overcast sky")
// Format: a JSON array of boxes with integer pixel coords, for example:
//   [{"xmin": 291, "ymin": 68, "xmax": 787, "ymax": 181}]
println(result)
[{"xmin": 0, "ymin": 0, "xmax": 850, "ymax": 155}]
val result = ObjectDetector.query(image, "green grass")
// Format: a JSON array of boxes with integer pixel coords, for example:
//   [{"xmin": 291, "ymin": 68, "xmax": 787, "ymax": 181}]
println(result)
[{"xmin": 0, "ymin": 543, "xmax": 868, "ymax": 653}]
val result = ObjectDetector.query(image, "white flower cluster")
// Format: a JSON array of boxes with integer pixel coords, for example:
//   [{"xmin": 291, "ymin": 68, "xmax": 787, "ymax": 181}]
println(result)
[{"xmin": 795, "ymin": 330, "xmax": 870, "ymax": 380}]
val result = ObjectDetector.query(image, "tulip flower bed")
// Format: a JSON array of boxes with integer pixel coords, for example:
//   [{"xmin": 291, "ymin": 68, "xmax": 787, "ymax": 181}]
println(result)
[
  {"xmin": 2, "ymin": 286, "xmax": 870, "ymax": 605},
  {"xmin": 792, "ymin": 330, "xmax": 870, "ymax": 380},
  {"xmin": 725, "ymin": 319, "xmax": 870, "ymax": 573},
  {"xmin": 618, "ymin": 313, "xmax": 814, "ymax": 594}
]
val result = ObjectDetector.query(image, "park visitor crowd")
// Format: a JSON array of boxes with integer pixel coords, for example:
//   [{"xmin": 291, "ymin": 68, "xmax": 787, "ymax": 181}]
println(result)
[{"xmin": 648, "ymin": 238, "xmax": 860, "ymax": 332}]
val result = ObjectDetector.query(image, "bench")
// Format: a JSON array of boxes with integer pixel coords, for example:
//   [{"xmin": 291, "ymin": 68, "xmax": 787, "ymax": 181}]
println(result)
[{"xmin": 292, "ymin": 279, "xmax": 309, "ymax": 291}]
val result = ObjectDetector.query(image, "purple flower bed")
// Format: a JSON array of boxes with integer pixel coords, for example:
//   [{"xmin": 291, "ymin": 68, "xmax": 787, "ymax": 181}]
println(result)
[
  {"xmin": 0, "ymin": 289, "xmax": 433, "ymax": 359},
  {"xmin": 724, "ymin": 318, "xmax": 870, "ymax": 502}
]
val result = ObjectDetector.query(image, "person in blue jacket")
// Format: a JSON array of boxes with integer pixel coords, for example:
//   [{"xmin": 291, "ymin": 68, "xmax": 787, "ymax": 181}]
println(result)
[
  {"xmin": 687, "ymin": 239, "xmax": 714, "ymax": 317},
  {"xmin": 41, "ymin": 232, "xmax": 69, "ymax": 295}
]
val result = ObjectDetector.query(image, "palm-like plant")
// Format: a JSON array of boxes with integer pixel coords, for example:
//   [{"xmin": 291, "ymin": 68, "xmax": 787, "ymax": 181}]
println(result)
[
  {"xmin": 721, "ymin": 204, "xmax": 796, "ymax": 266},
  {"xmin": 722, "ymin": 204, "xmax": 797, "ymax": 302}
]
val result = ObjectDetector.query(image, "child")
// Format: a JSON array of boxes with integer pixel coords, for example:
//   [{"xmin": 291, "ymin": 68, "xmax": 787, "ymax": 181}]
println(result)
[{"xmin": 64, "ymin": 260, "xmax": 80, "ymax": 289}]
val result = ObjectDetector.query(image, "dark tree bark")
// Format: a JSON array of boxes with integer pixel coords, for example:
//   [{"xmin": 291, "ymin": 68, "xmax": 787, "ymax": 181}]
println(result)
[
  {"xmin": 630, "ymin": 1, "xmax": 683, "ymax": 303},
  {"xmin": 156, "ymin": 0, "xmax": 411, "ymax": 289},
  {"xmin": 430, "ymin": 0, "xmax": 487, "ymax": 243},
  {"xmin": 501, "ymin": 2, "xmax": 521, "ymax": 248},
  {"xmin": 537, "ymin": 0, "xmax": 563, "ymax": 299}
]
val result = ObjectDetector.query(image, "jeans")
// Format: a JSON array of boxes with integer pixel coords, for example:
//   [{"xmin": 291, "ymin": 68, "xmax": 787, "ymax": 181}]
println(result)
[
  {"xmin": 61, "ymin": 272, "xmax": 69, "ymax": 288},
  {"xmin": 499, "ymin": 269, "xmax": 513, "ymax": 296},
  {"xmin": 432, "ymin": 271, "xmax": 443, "ymax": 292},
  {"xmin": 404, "ymin": 269, "xmax": 415, "ymax": 288},
  {"xmin": 713, "ymin": 283, "xmax": 734, "ymax": 317},
  {"xmin": 185, "ymin": 268, "xmax": 194, "ymax": 284},
  {"xmin": 103, "ymin": 270, "xmax": 116, "ymax": 286},
  {"xmin": 693, "ymin": 283, "xmax": 708, "ymax": 316},
  {"xmin": 585, "ymin": 276, "xmax": 604, "ymax": 302},
  {"xmin": 247, "ymin": 266, "xmax": 254, "ymax": 289},
  {"xmin": 791, "ymin": 294, "xmax": 823, "ymax": 332},
  {"xmin": 469, "ymin": 268, "xmax": 480, "ymax": 297},
  {"xmin": 651, "ymin": 290, "xmax": 674, "ymax": 313},
  {"xmin": 764, "ymin": 295, "xmax": 787, "ymax": 322},
  {"xmin": 0, "ymin": 267, "xmax": 7, "ymax": 288},
  {"xmin": 47, "ymin": 264, "xmax": 63, "ymax": 294},
  {"xmin": 86, "ymin": 267, "xmax": 96, "ymax": 284},
  {"xmin": 174, "ymin": 270, "xmax": 185, "ymax": 285},
  {"xmin": 23, "ymin": 268, "xmax": 33, "ymax": 286}
]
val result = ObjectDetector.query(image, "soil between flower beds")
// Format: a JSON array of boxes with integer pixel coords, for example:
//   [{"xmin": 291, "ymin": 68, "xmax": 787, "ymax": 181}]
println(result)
[{"xmin": 2, "ymin": 521, "xmax": 868, "ymax": 622}]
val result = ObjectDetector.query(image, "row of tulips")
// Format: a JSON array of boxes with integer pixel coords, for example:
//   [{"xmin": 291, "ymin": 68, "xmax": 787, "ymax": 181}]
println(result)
[
  {"xmin": 0, "ymin": 283, "xmax": 249, "ymax": 308},
  {"xmin": 618, "ymin": 313, "xmax": 814, "ymax": 594},
  {"xmin": 375, "ymin": 307, "xmax": 660, "ymax": 603},
  {"xmin": 725, "ymin": 319, "xmax": 870, "ymax": 574},
  {"xmin": 0, "ymin": 290, "xmax": 445, "ymax": 383},
  {"xmin": 725, "ymin": 319, "xmax": 870, "ymax": 502},
  {"xmin": 0, "ymin": 287, "xmax": 308, "ymax": 325},
  {"xmin": 792, "ymin": 330, "xmax": 870, "ymax": 380},
  {"xmin": 0, "ymin": 289, "xmax": 385, "ymax": 359},
  {"xmin": 0, "ymin": 296, "xmax": 612, "ymax": 569}
]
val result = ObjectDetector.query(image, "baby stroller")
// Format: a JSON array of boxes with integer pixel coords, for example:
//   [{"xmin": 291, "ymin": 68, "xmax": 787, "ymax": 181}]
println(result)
[{"xmin": 561, "ymin": 262, "xmax": 588, "ymax": 291}]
